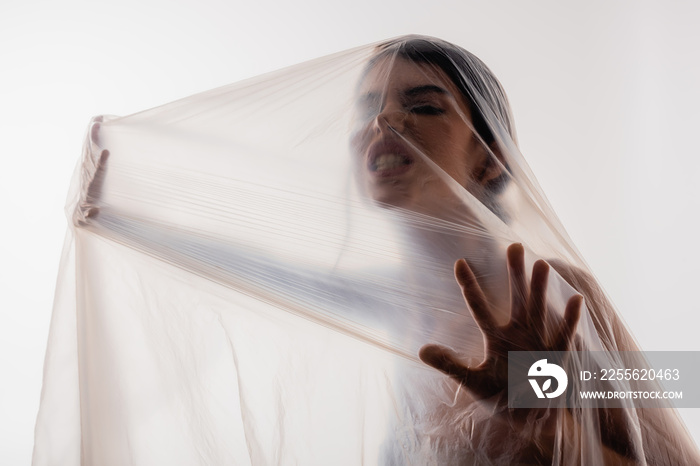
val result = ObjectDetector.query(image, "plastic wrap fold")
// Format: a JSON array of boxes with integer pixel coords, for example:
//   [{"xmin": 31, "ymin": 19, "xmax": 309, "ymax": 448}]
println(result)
[{"xmin": 34, "ymin": 36, "xmax": 700, "ymax": 465}]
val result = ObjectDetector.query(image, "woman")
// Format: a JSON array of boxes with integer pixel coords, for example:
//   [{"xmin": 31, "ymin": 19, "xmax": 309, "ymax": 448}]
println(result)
[
  {"xmin": 38, "ymin": 36, "xmax": 699, "ymax": 465},
  {"xmin": 349, "ymin": 36, "xmax": 699, "ymax": 464}
]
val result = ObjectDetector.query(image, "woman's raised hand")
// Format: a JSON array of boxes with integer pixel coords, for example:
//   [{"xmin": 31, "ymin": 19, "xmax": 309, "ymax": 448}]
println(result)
[
  {"xmin": 419, "ymin": 242, "xmax": 582, "ymax": 402},
  {"xmin": 74, "ymin": 116, "xmax": 110, "ymax": 225}
]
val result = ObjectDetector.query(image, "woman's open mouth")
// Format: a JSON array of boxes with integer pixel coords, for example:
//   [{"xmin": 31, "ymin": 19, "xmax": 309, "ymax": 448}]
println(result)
[{"xmin": 367, "ymin": 140, "xmax": 414, "ymax": 177}]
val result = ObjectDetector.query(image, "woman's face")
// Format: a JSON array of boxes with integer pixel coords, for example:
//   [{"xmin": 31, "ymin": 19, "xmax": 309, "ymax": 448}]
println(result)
[{"xmin": 352, "ymin": 56, "xmax": 488, "ymax": 211}]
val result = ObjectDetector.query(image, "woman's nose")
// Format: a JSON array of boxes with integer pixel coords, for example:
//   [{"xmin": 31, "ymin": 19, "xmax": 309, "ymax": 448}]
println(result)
[{"xmin": 374, "ymin": 107, "xmax": 407, "ymax": 135}]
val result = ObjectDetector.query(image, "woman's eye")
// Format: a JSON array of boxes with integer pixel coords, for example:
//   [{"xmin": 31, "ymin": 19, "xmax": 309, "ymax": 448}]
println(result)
[{"xmin": 410, "ymin": 105, "xmax": 445, "ymax": 115}]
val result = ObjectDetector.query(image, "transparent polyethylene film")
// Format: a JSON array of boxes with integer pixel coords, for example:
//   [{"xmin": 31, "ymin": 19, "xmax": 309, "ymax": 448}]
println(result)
[{"xmin": 35, "ymin": 36, "xmax": 699, "ymax": 465}]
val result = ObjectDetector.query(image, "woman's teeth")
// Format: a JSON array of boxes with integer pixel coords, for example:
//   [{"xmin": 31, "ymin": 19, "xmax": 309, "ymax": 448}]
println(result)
[{"xmin": 373, "ymin": 154, "xmax": 409, "ymax": 171}]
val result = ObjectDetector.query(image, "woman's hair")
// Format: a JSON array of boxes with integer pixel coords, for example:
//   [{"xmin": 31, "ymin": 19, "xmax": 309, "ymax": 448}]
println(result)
[{"xmin": 370, "ymin": 35, "xmax": 515, "ymax": 195}]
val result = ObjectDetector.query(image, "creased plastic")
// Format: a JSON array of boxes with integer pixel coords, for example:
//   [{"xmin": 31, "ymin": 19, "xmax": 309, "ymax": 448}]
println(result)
[{"xmin": 33, "ymin": 36, "xmax": 700, "ymax": 465}]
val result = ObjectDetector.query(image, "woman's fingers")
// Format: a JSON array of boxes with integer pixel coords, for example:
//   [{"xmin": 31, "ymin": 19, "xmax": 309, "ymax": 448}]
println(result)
[
  {"xmin": 419, "ymin": 344, "xmax": 471, "ymax": 387},
  {"xmin": 454, "ymin": 258, "xmax": 495, "ymax": 333},
  {"xmin": 420, "ymin": 344, "xmax": 496, "ymax": 398},
  {"xmin": 90, "ymin": 116, "xmax": 104, "ymax": 149},
  {"xmin": 427, "ymin": 251, "xmax": 584, "ymax": 400},
  {"xmin": 527, "ymin": 259, "xmax": 549, "ymax": 329},
  {"xmin": 507, "ymin": 243, "xmax": 528, "ymax": 325},
  {"xmin": 553, "ymin": 294, "xmax": 583, "ymax": 350}
]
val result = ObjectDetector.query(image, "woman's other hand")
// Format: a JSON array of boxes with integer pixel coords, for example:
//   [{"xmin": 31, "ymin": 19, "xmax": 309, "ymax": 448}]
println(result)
[{"xmin": 419, "ymin": 242, "xmax": 582, "ymax": 402}]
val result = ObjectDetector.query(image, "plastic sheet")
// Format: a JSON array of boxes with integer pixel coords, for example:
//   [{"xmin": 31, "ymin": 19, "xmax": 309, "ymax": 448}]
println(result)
[{"xmin": 34, "ymin": 35, "xmax": 700, "ymax": 465}]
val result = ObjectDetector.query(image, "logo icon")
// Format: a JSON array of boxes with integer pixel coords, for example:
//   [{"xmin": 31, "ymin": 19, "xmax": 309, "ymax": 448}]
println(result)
[{"xmin": 528, "ymin": 359, "xmax": 568, "ymax": 398}]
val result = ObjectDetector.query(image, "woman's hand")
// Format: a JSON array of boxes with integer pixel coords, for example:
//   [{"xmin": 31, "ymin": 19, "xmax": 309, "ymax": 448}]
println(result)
[
  {"xmin": 74, "ymin": 116, "xmax": 110, "ymax": 225},
  {"xmin": 419, "ymin": 242, "xmax": 582, "ymax": 403},
  {"xmin": 417, "ymin": 243, "xmax": 586, "ymax": 462},
  {"xmin": 418, "ymin": 244, "xmax": 646, "ymax": 463}
]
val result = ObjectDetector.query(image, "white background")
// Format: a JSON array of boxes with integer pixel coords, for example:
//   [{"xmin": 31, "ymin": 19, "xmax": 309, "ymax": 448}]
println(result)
[{"xmin": 2, "ymin": 0, "xmax": 699, "ymax": 463}]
